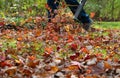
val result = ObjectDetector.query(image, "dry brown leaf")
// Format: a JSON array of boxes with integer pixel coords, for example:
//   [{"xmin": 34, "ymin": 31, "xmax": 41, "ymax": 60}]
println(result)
[
  {"xmin": 5, "ymin": 66, "xmax": 17, "ymax": 76},
  {"xmin": 67, "ymin": 65, "xmax": 79, "ymax": 71},
  {"xmin": 22, "ymin": 68, "xmax": 32, "ymax": 76}
]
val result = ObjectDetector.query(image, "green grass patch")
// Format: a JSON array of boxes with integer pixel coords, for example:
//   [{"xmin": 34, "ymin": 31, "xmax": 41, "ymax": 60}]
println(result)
[{"xmin": 93, "ymin": 22, "xmax": 120, "ymax": 29}]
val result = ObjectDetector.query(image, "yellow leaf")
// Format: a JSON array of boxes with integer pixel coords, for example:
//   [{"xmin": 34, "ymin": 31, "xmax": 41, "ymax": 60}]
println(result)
[
  {"xmin": 51, "ymin": 66, "xmax": 59, "ymax": 73},
  {"xmin": 64, "ymin": 25, "xmax": 70, "ymax": 32}
]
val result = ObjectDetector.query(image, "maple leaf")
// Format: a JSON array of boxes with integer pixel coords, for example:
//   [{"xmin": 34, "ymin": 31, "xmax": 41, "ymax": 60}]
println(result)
[
  {"xmin": 67, "ymin": 34, "xmax": 74, "ymax": 43},
  {"xmin": 90, "ymin": 12, "xmax": 95, "ymax": 18},
  {"xmin": 70, "ymin": 52, "xmax": 80, "ymax": 60},
  {"xmin": 81, "ymin": 46, "xmax": 89, "ymax": 54},
  {"xmin": 0, "ymin": 60, "xmax": 12, "ymax": 67},
  {"xmin": 70, "ymin": 43, "xmax": 78, "ymax": 51},
  {"xmin": 43, "ymin": 47, "xmax": 53, "ymax": 56},
  {"xmin": 53, "ymin": 35, "xmax": 59, "ymax": 42}
]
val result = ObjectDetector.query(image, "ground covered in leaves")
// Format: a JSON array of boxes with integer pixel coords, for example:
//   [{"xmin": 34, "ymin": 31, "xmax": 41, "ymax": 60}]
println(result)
[{"xmin": 0, "ymin": 14, "xmax": 120, "ymax": 78}]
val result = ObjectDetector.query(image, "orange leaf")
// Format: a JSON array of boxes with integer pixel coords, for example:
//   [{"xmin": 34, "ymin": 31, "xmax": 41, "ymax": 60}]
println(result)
[
  {"xmin": 67, "ymin": 65, "xmax": 79, "ymax": 71},
  {"xmin": 81, "ymin": 47, "xmax": 89, "ymax": 54},
  {"xmin": 67, "ymin": 35, "xmax": 74, "ymax": 43},
  {"xmin": 51, "ymin": 66, "xmax": 59, "ymax": 73},
  {"xmin": 35, "ymin": 29, "xmax": 41, "ymax": 37},
  {"xmin": 45, "ymin": 47, "xmax": 53, "ymax": 55},
  {"xmin": 86, "ymin": 76, "xmax": 93, "ymax": 78},
  {"xmin": 67, "ymin": 39, "xmax": 73, "ymax": 43},
  {"xmin": 26, "ymin": 17, "xmax": 33, "ymax": 23},
  {"xmin": 53, "ymin": 36, "xmax": 59, "ymax": 42},
  {"xmin": 28, "ymin": 56, "xmax": 36, "ymax": 61},
  {"xmin": 90, "ymin": 12, "xmax": 95, "ymax": 18},
  {"xmin": 68, "ymin": 35, "xmax": 74, "ymax": 40},
  {"xmin": 104, "ymin": 62, "xmax": 112, "ymax": 69},
  {"xmin": 17, "ymin": 37, "xmax": 23, "ymax": 41}
]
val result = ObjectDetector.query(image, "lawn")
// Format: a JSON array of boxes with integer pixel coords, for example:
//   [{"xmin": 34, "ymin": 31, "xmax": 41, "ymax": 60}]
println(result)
[{"xmin": 93, "ymin": 22, "xmax": 120, "ymax": 29}]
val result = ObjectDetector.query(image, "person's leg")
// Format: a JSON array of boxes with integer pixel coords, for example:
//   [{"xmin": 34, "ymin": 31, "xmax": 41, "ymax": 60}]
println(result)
[
  {"xmin": 47, "ymin": 0, "xmax": 60, "ymax": 22},
  {"xmin": 65, "ymin": 0, "xmax": 92, "ymax": 31}
]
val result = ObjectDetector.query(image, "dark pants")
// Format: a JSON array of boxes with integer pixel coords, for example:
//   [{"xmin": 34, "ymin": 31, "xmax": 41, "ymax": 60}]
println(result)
[{"xmin": 47, "ymin": 0, "xmax": 91, "ymax": 23}]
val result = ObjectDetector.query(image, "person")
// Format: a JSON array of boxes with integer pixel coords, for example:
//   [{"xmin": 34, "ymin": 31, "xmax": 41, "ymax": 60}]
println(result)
[{"xmin": 47, "ymin": 0, "xmax": 92, "ymax": 31}]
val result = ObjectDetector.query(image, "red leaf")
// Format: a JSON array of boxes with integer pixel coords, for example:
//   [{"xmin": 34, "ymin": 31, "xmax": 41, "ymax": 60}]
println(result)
[
  {"xmin": 0, "ymin": 60, "xmax": 12, "ymax": 67},
  {"xmin": 67, "ymin": 35, "xmax": 74, "ymax": 43},
  {"xmin": 70, "ymin": 43, "xmax": 78, "ymax": 51},
  {"xmin": 70, "ymin": 52, "xmax": 80, "ymax": 60},
  {"xmin": 78, "ymin": 36, "xmax": 83, "ymax": 42},
  {"xmin": 0, "ymin": 21, "xmax": 5, "ymax": 26},
  {"xmin": 57, "ymin": 46, "xmax": 60, "ymax": 51},
  {"xmin": 84, "ymin": 54, "xmax": 90, "ymax": 61}
]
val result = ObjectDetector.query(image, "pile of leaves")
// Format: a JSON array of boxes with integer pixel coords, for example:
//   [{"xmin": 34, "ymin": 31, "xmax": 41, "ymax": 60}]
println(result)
[{"xmin": 0, "ymin": 14, "xmax": 120, "ymax": 78}]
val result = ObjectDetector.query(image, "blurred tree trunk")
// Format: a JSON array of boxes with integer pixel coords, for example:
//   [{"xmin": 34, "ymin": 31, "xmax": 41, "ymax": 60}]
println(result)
[{"xmin": 111, "ymin": 0, "xmax": 115, "ymax": 20}]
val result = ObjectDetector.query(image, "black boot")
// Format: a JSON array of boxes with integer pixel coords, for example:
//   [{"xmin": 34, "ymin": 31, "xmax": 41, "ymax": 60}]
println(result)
[{"xmin": 82, "ymin": 23, "xmax": 91, "ymax": 31}]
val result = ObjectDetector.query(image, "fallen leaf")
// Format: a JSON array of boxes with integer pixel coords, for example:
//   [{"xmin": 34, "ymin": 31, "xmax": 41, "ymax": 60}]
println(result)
[
  {"xmin": 17, "ymin": 37, "xmax": 23, "ymax": 41},
  {"xmin": 53, "ymin": 35, "xmax": 59, "ymax": 42},
  {"xmin": 50, "ymin": 66, "xmax": 59, "ymax": 73},
  {"xmin": 70, "ymin": 43, "xmax": 78, "ymax": 51},
  {"xmin": 22, "ymin": 68, "xmax": 32, "ymax": 76},
  {"xmin": 45, "ymin": 47, "xmax": 53, "ymax": 55},
  {"xmin": 104, "ymin": 61, "xmax": 112, "ymax": 69},
  {"xmin": 67, "ymin": 65, "xmax": 79, "ymax": 71},
  {"xmin": 5, "ymin": 66, "xmax": 17, "ymax": 76},
  {"xmin": 81, "ymin": 47, "xmax": 89, "ymax": 54},
  {"xmin": 70, "ymin": 53, "xmax": 79, "ymax": 60},
  {"xmin": 86, "ymin": 57, "xmax": 97, "ymax": 66},
  {"xmin": 0, "ymin": 21, "xmax": 5, "ymax": 26},
  {"xmin": 27, "ymin": 59, "xmax": 39, "ymax": 68},
  {"xmin": 0, "ymin": 60, "xmax": 12, "ymax": 67},
  {"xmin": 28, "ymin": 55, "xmax": 36, "ymax": 61},
  {"xmin": 0, "ymin": 52, "xmax": 6, "ymax": 62}
]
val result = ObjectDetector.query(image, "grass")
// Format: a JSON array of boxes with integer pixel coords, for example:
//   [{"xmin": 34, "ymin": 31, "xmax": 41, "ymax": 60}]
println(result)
[{"xmin": 93, "ymin": 21, "xmax": 120, "ymax": 29}]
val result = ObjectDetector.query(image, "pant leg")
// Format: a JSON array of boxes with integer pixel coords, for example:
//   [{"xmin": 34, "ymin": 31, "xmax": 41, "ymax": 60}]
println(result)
[
  {"xmin": 65, "ymin": 0, "xmax": 91, "ymax": 23},
  {"xmin": 47, "ymin": 0, "xmax": 60, "ymax": 21}
]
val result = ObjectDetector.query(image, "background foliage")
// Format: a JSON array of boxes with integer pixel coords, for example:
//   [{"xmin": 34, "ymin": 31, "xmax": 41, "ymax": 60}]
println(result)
[{"xmin": 0, "ymin": 0, "xmax": 120, "ymax": 21}]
